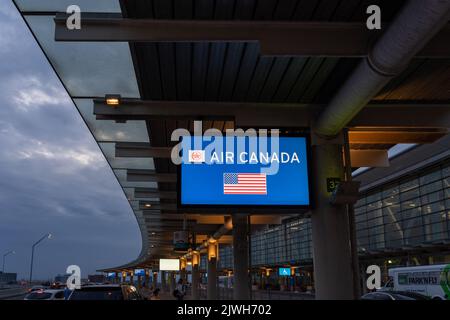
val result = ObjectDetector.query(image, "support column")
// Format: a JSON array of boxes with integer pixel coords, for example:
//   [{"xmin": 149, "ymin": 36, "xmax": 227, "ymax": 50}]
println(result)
[
  {"xmin": 180, "ymin": 257, "xmax": 187, "ymax": 283},
  {"xmin": 310, "ymin": 135, "xmax": 355, "ymax": 300},
  {"xmin": 207, "ymin": 258, "xmax": 218, "ymax": 300},
  {"xmin": 144, "ymin": 271, "xmax": 149, "ymax": 287},
  {"xmin": 232, "ymin": 214, "xmax": 250, "ymax": 300},
  {"xmin": 191, "ymin": 251, "xmax": 200, "ymax": 300},
  {"xmin": 152, "ymin": 272, "xmax": 158, "ymax": 289},
  {"xmin": 161, "ymin": 271, "xmax": 166, "ymax": 292},
  {"xmin": 170, "ymin": 272, "xmax": 176, "ymax": 292}
]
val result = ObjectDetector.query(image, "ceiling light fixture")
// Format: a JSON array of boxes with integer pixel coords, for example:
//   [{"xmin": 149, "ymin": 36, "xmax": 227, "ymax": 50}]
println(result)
[{"xmin": 105, "ymin": 94, "xmax": 121, "ymax": 107}]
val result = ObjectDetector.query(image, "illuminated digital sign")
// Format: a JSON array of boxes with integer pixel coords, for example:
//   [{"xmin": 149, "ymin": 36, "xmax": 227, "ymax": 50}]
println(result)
[
  {"xmin": 159, "ymin": 259, "xmax": 180, "ymax": 271},
  {"xmin": 279, "ymin": 268, "xmax": 291, "ymax": 276},
  {"xmin": 178, "ymin": 135, "xmax": 311, "ymax": 210},
  {"xmin": 134, "ymin": 269, "xmax": 145, "ymax": 277}
]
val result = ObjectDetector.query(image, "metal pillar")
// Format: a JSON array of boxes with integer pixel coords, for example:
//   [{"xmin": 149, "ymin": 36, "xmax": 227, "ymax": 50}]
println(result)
[
  {"xmin": 180, "ymin": 268, "xmax": 187, "ymax": 283},
  {"xmin": 310, "ymin": 135, "xmax": 355, "ymax": 299},
  {"xmin": 232, "ymin": 214, "xmax": 250, "ymax": 300},
  {"xmin": 161, "ymin": 271, "xmax": 166, "ymax": 291},
  {"xmin": 170, "ymin": 272, "xmax": 176, "ymax": 292},
  {"xmin": 207, "ymin": 257, "xmax": 218, "ymax": 300},
  {"xmin": 152, "ymin": 272, "xmax": 158, "ymax": 289},
  {"xmin": 191, "ymin": 264, "xmax": 200, "ymax": 300}
]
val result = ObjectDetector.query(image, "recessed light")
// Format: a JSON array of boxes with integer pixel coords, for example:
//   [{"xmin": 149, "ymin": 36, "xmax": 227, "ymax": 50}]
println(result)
[{"xmin": 105, "ymin": 94, "xmax": 121, "ymax": 106}]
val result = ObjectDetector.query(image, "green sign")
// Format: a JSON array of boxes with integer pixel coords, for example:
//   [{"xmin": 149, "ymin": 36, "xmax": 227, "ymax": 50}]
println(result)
[{"xmin": 326, "ymin": 178, "xmax": 341, "ymax": 193}]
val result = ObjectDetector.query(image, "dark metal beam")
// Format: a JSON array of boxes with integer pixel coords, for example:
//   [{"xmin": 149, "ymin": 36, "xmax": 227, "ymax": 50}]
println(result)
[
  {"xmin": 94, "ymin": 100, "xmax": 450, "ymax": 128},
  {"xmin": 127, "ymin": 170, "xmax": 177, "ymax": 183},
  {"xmin": 134, "ymin": 188, "xmax": 177, "ymax": 199},
  {"xmin": 54, "ymin": 15, "xmax": 450, "ymax": 57},
  {"xmin": 115, "ymin": 142, "xmax": 172, "ymax": 158},
  {"xmin": 139, "ymin": 202, "xmax": 177, "ymax": 211}
]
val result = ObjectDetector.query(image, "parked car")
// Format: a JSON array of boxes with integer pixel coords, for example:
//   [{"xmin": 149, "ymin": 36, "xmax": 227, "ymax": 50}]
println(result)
[
  {"xmin": 68, "ymin": 284, "xmax": 143, "ymax": 300},
  {"xmin": 27, "ymin": 285, "xmax": 47, "ymax": 293},
  {"xmin": 361, "ymin": 291, "xmax": 430, "ymax": 300},
  {"xmin": 24, "ymin": 289, "xmax": 65, "ymax": 300}
]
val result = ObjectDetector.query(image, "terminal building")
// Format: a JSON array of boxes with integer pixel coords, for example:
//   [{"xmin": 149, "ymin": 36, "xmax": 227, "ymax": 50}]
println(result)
[
  {"xmin": 13, "ymin": 0, "xmax": 450, "ymax": 299},
  {"xmin": 0, "ymin": 272, "xmax": 17, "ymax": 285}
]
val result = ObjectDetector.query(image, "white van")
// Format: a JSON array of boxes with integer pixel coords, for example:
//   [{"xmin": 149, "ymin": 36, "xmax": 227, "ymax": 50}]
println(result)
[{"xmin": 382, "ymin": 264, "xmax": 450, "ymax": 300}]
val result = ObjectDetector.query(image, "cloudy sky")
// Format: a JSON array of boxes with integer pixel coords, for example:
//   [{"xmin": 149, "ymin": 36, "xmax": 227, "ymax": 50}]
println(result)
[{"xmin": 0, "ymin": 1, "xmax": 141, "ymax": 280}]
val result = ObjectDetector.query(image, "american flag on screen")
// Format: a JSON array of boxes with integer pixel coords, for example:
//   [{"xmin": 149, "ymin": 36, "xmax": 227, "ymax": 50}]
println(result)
[{"xmin": 223, "ymin": 173, "xmax": 267, "ymax": 195}]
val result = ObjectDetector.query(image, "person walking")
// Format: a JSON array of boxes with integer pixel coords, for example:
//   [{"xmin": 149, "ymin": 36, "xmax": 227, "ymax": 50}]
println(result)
[
  {"xmin": 151, "ymin": 288, "xmax": 161, "ymax": 300},
  {"xmin": 173, "ymin": 279, "xmax": 186, "ymax": 300}
]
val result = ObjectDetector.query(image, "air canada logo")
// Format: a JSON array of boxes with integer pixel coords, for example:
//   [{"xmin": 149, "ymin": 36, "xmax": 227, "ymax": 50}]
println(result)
[{"xmin": 188, "ymin": 150, "xmax": 205, "ymax": 163}]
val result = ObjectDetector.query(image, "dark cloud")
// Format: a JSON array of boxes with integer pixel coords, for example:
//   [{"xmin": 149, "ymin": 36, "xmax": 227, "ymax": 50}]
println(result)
[{"xmin": 0, "ymin": 1, "xmax": 141, "ymax": 280}]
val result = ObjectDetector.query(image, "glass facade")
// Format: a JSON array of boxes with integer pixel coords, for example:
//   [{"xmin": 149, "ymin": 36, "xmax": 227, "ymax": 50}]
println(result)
[
  {"xmin": 218, "ymin": 159, "xmax": 450, "ymax": 269},
  {"xmin": 355, "ymin": 159, "xmax": 450, "ymax": 251}
]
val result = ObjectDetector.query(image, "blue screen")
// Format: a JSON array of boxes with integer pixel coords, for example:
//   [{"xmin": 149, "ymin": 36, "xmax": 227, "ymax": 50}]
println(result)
[
  {"xmin": 279, "ymin": 268, "xmax": 291, "ymax": 276},
  {"xmin": 134, "ymin": 269, "xmax": 145, "ymax": 276},
  {"xmin": 107, "ymin": 272, "xmax": 116, "ymax": 278},
  {"xmin": 180, "ymin": 136, "xmax": 310, "ymax": 206}
]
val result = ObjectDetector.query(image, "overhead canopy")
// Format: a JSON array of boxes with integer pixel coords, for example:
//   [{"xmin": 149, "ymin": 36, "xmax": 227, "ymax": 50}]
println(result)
[{"xmin": 13, "ymin": 0, "xmax": 450, "ymax": 272}]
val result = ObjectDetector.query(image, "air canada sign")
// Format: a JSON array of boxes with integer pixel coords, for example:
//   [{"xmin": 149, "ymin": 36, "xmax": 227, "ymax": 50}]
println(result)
[{"xmin": 174, "ymin": 124, "xmax": 312, "ymax": 210}]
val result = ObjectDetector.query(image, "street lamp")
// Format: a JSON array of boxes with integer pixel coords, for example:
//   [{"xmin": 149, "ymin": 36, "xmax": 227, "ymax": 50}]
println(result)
[
  {"xmin": 29, "ymin": 233, "xmax": 52, "ymax": 283},
  {"xmin": 2, "ymin": 250, "xmax": 15, "ymax": 273}
]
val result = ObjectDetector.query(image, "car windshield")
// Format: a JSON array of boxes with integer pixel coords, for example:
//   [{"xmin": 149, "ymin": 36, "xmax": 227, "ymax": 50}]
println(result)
[
  {"xmin": 26, "ymin": 292, "xmax": 52, "ymax": 300},
  {"xmin": 70, "ymin": 288, "xmax": 123, "ymax": 300}
]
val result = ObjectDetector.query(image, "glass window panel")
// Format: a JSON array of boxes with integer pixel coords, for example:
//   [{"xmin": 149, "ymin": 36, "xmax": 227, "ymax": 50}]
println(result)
[
  {"xmin": 383, "ymin": 186, "xmax": 399, "ymax": 198},
  {"xmin": 421, "ymin": 190, "xmax": 444, "ymax": 205},
  {"xmin": 424, "ymin": 210, "xmax": 446, "ymax": 225},
  {"xmin": 422, "ymin": 201, "xmax": 445, "ymax": 214},
  {"xmin": 75, "ymin": 99, "xmax": 149, "ymax": 143},
  {"xmin": 367, "ymin": 209, "xmax": 382, "ymax": 223},
  {"xmin": 402, "ymin": 207, "xmax": 422, "ymax": 221},
  {"xmin": 24, "ymin": 16, "xmax": 140, "ymax": 98},
  {"xmin": 404, "ymin": 226, "xmax": 424, "ymax": 245},
  {"xmin": 400, "ymin": 186, "xmax": 420, "ymax": 202},
  {"xmin": 357, "ymin": 229, "xmax": 369, "ymax": 248},
  {"xmin": 384, "ymin": 222, "xmax": 404, "ymax": 248},
  {"xmin": 383, "ymin": 195, "xmax": 399, "ymax": 207},
  {"xmin": 367, "ymin": 200, "xmax": 383, "ymax": 210},
  {"xmin": 355, "ymin": 212, "xmax": 367, "ymax": 223},
  {"xmin": 383, "ymin": 205, "xmax": 403, "ymax": 248},
  {"xmin": 444, "ymin": 176, "xmax": 450, "ymax": 188},
  {"xmin": 355, "ymin": 197, "xmax": 366, "ymax": 208},
  {"xmin": 443, "ymin": 165, "xmax": 450, "ymax": 178},
  {"xmin": 369, "ymin": 226, "xmax": 385, "ymax": 249},
  {"xmin": 366, "ymin": 192, "xmax": 381, "ymax": 204},
  {"xmin": 420, "ymin": 170, "xmax": 442, "ymax": 185},
  {"xmin": 401, "ymin": 197, "xmax": 421, "ymax": 211},
  {"xmin": 420, "ymin": 180, "xmax": 443, "ymax": 195},
  {"xmin": 400, "ymin": 178, "xmax": 419, "ymax": 193},
  {"xmin": 15, "ymin": 0, "xmax": 121, "ymax": 13}
]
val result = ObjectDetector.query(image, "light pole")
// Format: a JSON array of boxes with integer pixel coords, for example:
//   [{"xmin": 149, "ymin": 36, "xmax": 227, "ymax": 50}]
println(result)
[
  {"xmin": 29, "ymin": 233, "xmax": 52, "ymax": 283},
  {"xmin": 2, "ymin": 250, "xmax": 15, "ymax": 273}
]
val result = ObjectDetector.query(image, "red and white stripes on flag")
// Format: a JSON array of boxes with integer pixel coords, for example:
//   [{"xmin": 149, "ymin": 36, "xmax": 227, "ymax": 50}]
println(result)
[{"xmin": 223, "ymin": 173, "xmax": 267, "ymax": 195}]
